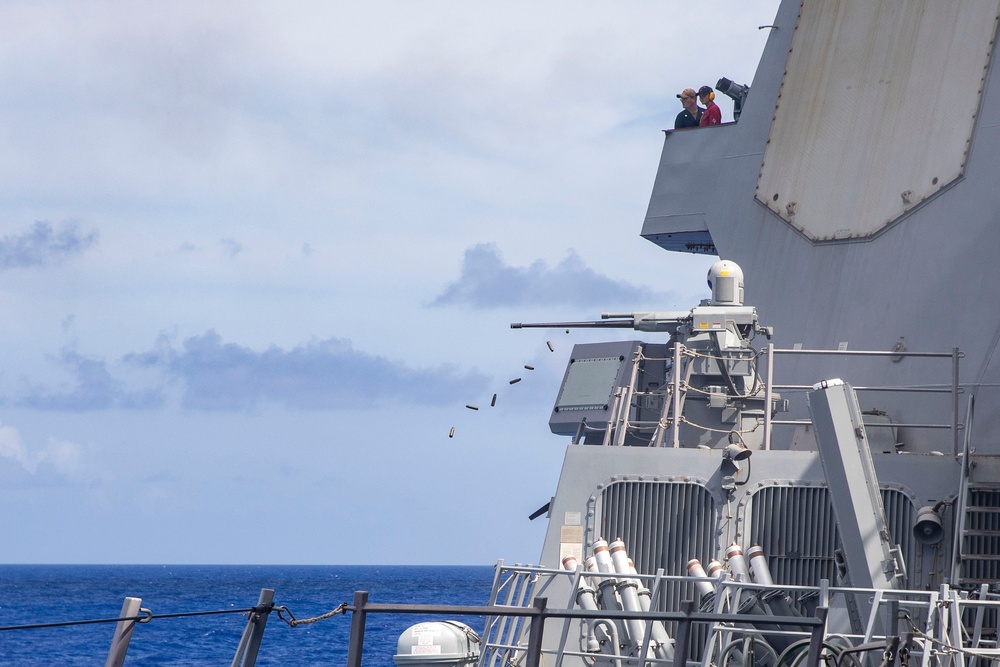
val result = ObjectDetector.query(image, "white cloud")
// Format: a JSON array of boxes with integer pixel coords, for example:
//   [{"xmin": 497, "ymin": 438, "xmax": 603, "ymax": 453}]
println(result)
[
  {"xmin": 134, "ymin": 330, "xmax": 490, "ymax": 411},
  {"xmin": 432, "ymin": 243, "xmax": 669, "ymax": 309},
  {"xmin": 0, "ymin": 221, "xmax": 97, "ymax": 270},
  {"xmin": 0, "ymin": 422, "xmax": 84, "ymax": 477},
  {"xmin": 0, "ymin": 0, "xmax": 781, "ymax": 563},
  {"xmin": 17, "ymin": 348, "xmax": 164, "ymax": 411},
  {"xmin": 0, "ymin": 423, "xmax": 32, "ymax": 470}
]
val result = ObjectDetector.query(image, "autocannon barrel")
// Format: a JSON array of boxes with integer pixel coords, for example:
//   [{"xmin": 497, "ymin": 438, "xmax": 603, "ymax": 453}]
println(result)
[
  {"xmin": 512, "ymin": 310, "xmax": 690, "ymax": 332},
  {"xmin": 510, "ymin": 320, "xmax": 635, "ymax": 329}
]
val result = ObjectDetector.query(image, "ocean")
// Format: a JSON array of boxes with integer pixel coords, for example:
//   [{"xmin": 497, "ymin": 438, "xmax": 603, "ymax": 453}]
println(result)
[{"xmin": 0, "ymin": 564, "xmax": 496, "ymax": 665}]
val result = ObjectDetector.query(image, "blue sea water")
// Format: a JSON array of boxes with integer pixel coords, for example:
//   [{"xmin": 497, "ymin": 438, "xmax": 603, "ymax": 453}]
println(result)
[{"xmin": 0, "ymin": 564, "xmax": 495, "ymax": 665}]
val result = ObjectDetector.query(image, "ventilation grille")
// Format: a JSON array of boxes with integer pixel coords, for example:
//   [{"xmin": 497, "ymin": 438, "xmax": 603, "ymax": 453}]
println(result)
[
  {"xmin": 747, "ymin": 486, "xmax": 838, "ymax": 585},
  {"xmin": 597, "ymin": 479, "xmax": 717, "ymax": 657},
  {"xmin": 747, "ymin": 485, "xmax": 918, "ymax": 587},
  {"xmin": 598, "ymin": 480, "xmax": 718, "ymax": 577},
  {"xmin": 882, "ymin": 487, "xmax": 919, "ymax": 582},
  {"xmin": 961, "ymin": 487, "xmax": 1000, "ymax": 585}
]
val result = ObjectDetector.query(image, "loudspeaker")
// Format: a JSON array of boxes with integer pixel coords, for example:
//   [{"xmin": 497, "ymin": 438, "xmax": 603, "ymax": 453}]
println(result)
[{"xmin": 913, "ymin": 505, "xmax": 945, "ymax": 544}]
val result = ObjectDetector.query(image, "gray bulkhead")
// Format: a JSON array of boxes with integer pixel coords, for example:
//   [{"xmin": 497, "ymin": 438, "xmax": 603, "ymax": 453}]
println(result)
[
  {"xmin": 642, "ymin": 0, "xmax": 1000, "ymax": 455},
  {"xmin": 538, "ymin": 446, "xmax": 963, "ymax": 590}
]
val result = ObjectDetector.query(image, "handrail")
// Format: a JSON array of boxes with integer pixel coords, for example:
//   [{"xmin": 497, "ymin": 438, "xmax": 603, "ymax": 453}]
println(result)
[
  {"xmin": 471, "ymin": 564, "xmax": 1000, "ymax": 667},
  {"xmin": 762, "ymin": 344, "xmax": 961, "ymax": 451},
  {"xmin": 344, "ymin": 590, "xmax": 829, "ymax": 667},
  {"xmin": 770, "ymin": 349, "xmax": 958, "ymax": 358},
  {"xmin": 617, "ymin": 344, "xmax": 962, "ymax": 451}
]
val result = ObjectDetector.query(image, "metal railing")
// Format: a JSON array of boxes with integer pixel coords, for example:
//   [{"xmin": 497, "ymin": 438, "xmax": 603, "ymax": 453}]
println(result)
[
  {"xmin": 346, "ymin": 562, "xmax": 1000, "ymax": 667},
  {"xmin": 344, "ymin": 589, "xmax": 829, "ymax": 667},
  {"xmin": 761, "ymin": 345, "xmax": 963, "ymax": 454},
  {"xmin": 0, "ymin": 588, "xmax": 277, "ymax": 667},
  {"xmin": 601, "ymin": 344, "xmax": 963, "ymax": 454}
]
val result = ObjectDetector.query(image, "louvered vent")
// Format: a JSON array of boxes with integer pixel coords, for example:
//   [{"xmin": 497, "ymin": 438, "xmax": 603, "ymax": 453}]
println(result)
[
  {"xmin": 747, "ymin": 485, "xmax": 918, "ymax": 587},
  {"xmin": 882, "ymin": 487, "xmax": 919, "ymax": 583},
  {"xmin": 596, "ymin": 480, "xmax": 718, "ymax": 658},
  {"xmin": 747, "ymin": 486, "xmax": 838, "ymax": 585},
  {"xmin": 960, "ymin": 487, "xmax": 1000, "ymax": 585},
  {"xmin": 597, "ymin": 480, "xmax": 718, "ymax": 577}
]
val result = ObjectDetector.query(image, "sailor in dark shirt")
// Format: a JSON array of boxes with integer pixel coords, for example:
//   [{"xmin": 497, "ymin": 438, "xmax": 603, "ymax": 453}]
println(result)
[{"xmin": 674, "ymin": 88, "xmax": 703, "ymax": 129}]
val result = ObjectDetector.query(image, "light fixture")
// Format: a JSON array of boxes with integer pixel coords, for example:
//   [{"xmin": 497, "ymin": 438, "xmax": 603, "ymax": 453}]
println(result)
[
  {"xmin": 721, "ymin": 432, "xmax": 753, "ymax": 480},
  {"xmin": 724, "ymin": 431, "xmax": 753, "ymax": 462},
  {"xmin": 724, "ymin": 443, "xmax": 752, "ymax": 462}
]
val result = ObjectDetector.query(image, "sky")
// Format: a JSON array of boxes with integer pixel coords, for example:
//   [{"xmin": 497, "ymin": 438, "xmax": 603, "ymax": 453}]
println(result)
[{"xmin": 0, "ymin": 0, "xmax": 779, "ymax": 565}]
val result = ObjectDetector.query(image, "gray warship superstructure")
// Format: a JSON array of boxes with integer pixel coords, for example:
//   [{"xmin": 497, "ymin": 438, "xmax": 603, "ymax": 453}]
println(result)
[
  {"xmin": 33, "ymin": 2, "xmax": 1000, "ymax": 664},
  {"xmin": 424, "ymin": 1, "xmax": 1000, "ymax": 665}
]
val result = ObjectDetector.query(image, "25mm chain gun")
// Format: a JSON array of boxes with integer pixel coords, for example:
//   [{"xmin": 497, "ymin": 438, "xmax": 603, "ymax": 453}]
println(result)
[
  {"xmin": 511, "ymin": 311, "xmax": 692, "ymax": 334},
  {"xmin": 513, "ymin": 261, "xmax": 783, "ymax": 449}
]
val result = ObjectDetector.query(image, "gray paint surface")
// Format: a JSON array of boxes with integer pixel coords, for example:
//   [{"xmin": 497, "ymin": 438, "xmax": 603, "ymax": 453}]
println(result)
[{"xmin": 643, "ymin": 0, "xmax": 1000, "ymax": 453}]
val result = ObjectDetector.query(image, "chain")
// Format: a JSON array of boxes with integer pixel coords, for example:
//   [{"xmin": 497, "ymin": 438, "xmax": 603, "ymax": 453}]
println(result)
[{"xmin": 274, "ymin": 602, "xmax": 349, "ymax": 627}]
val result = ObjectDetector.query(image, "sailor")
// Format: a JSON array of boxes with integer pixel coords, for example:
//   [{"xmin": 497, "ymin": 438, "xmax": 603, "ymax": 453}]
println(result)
[
  {"xmin": 698, "ymin": 85, "xmax": 722, "ymax": 126},
  {"xmin": 674, "ymin": 88, "xmax": 702, "ymax": 129}
]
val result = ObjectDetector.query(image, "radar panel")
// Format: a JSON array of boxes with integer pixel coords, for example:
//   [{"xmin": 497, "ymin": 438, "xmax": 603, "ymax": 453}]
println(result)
[{"xmin": 755, "ymin": 1, "xmax": 1000, "ymax": 241}]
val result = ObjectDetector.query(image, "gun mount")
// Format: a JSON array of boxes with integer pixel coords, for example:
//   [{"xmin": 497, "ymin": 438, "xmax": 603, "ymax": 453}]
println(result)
[
  {"xmin": 513, "ymin": 261, "xmax": 783, "ymax": 449},
  {"xmin": 511, "ymin": 311, "xmax": 691, "ymax": 334}
]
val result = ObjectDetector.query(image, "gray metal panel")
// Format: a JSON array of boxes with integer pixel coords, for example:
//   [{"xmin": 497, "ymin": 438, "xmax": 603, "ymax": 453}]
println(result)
[
  {"xmin": 548, "ymin": 341, "xmax": 640, "ymax": 437},
  {"xmin": 641, "ymin": 0, "xmax": 1000, "ymax": 453},
  {"xmin": 555, "ymin": 356, "xmax": 626, "ymax": 411},
  {"xmin": 539, "ymin": 445, "xmax": 961, "ymax": 588},
  {"xmin": 597, "ymin": 479, "xmax": 717, "ymax": 577},
  {"xmin": 747, "ymin": 484, "xmax": 838, "ymax": 585},
  {"xmin": 807, "ymin": 380, "xmax": 898, "ymax": 589},
  {"xmin": 641, "ymin": 229, "xmax": 716, "ymax": 255},
  {"xmin": 641, "ymin": 124, "xmax": 740, "ymax": 251},
  {"xmin": 756, "ymin": 1, "xmax": 999, "ymax": 240},
  {"xmin": 745, "ymin": 485, "xmax": 919, "ymax": 587}
]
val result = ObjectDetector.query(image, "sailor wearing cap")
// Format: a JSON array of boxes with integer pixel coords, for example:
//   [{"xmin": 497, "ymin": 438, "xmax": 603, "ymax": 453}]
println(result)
[
  {"xmin": 698, "ymin": 85, "xmax": 722, "ymax": 126},
  {"xmin": 674, "ymin": 88, "xmax": 703, "ymax": 129}
]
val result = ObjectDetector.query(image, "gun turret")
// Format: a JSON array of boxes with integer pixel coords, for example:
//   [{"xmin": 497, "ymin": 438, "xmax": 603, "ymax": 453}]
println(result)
[
  {"xmin": 511, "ymin": 311, "xmax": 691, "ymax": 333},
  {"xmin": 523, "ymin": 261, "xmax": 781, "ymax": 449}
]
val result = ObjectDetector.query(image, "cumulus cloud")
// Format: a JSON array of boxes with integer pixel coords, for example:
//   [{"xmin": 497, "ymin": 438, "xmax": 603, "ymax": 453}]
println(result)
[
  {"xmin": 431, "ymin": 243, "xmax": 661, "ymax": 308},
  {"xmin": 12, "ymin": 332, "xmax": 489, "ymax": 413},
  {"xmin": 18, "ymin": 349, "xmax": 165, "ymax": 411},
  {"xmin": 0, "ymin": 221, "xmax": 98, "ymax": 270},
  {"xmin": 0, "ymin": 423, "xmax": 83, "ymax": 476},
  {"xmin": 130, "ymin": 330, "xmax": 488, "ymax": 411}
]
